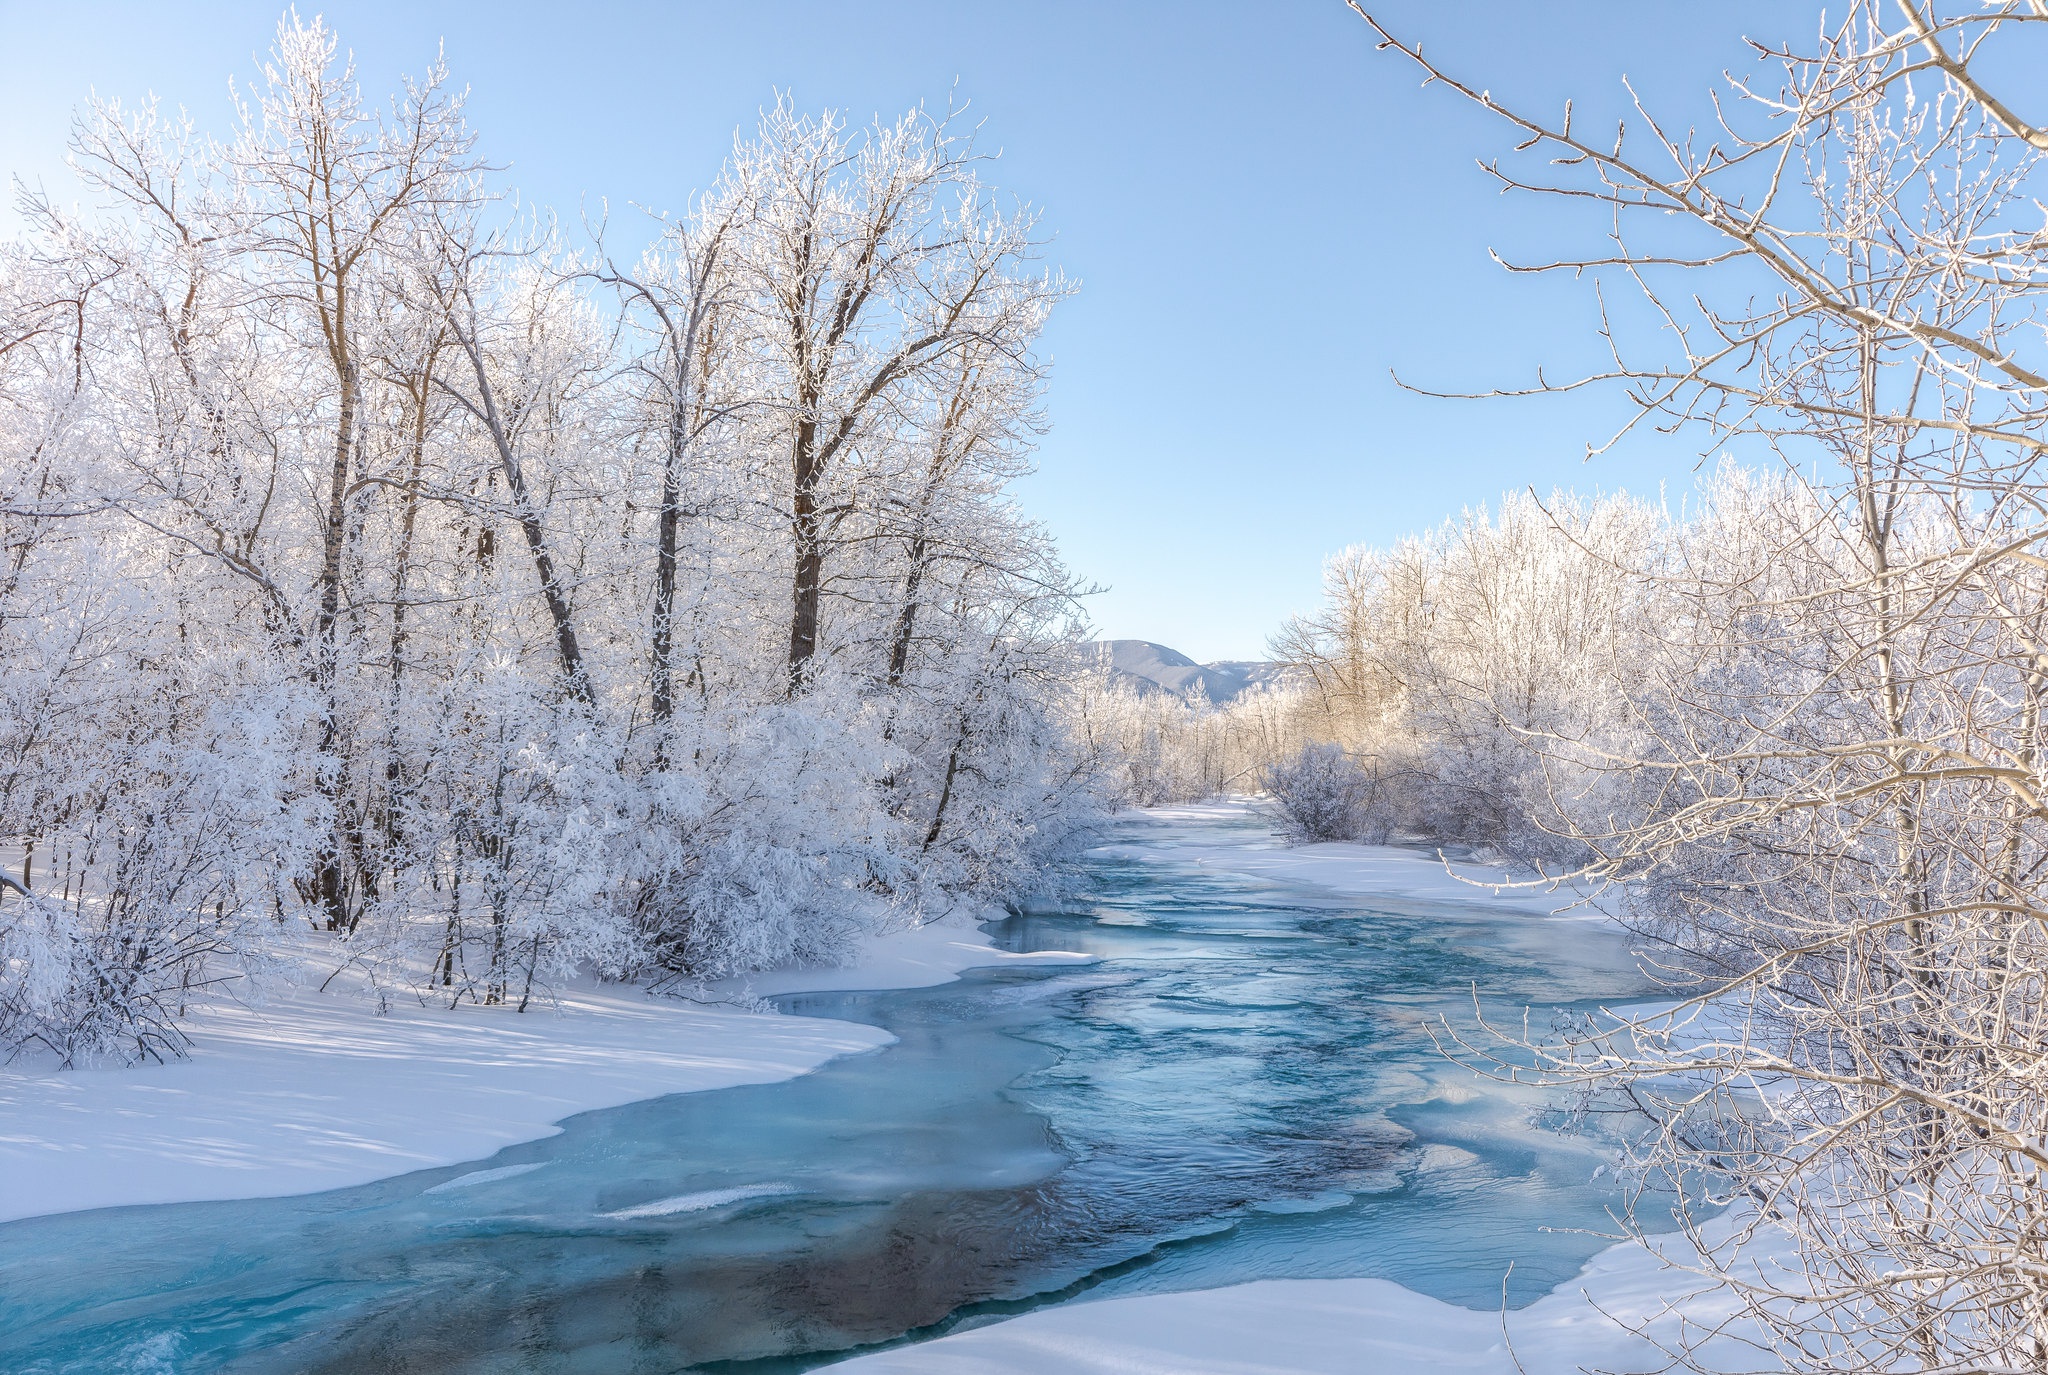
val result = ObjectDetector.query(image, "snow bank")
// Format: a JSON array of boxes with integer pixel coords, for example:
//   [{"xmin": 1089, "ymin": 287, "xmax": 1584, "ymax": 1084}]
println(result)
[
  {"xmin": 1106, "ymin": 799, "xmax": 1603, "ymax": 917},
  {"xmin": 726, "ymin": 914, "xmax": 1096, "ymax": 997},
  {"xmin": 827, "ymin": 1220, "xmax": 1753, "ymax": 1374},
  {"xmin": 0, "ymin": 915, "xmax": 1086, "ymax": 1224}
]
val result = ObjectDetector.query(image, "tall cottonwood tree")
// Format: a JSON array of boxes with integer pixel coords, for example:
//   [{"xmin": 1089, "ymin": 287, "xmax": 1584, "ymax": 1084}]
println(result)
[
  {"xmin": 589, "ymin": 184, "xmax": 753, "ymax": 734},
  {"xmin": 426, "ymin": 229, "xmax": 600, "ymax": 710},
  {"xmin": 727, "ymin": 99, "xmax": 1060, "ymax": 695},
  {"xmin": 229, "ymin": 18, "xmax": 479, "ymax": 928}
]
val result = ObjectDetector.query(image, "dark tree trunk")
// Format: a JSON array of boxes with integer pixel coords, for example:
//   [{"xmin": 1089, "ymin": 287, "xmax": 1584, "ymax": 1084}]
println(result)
[
  {"xmin": 383, "ymin": 368, "xmax": 435, "ymax": 849},
  {"xmin": 456, "ymin": 337, "xmax": 596, "ymax": 710},
  {"xmin": 650, "ymin": 452, "xmax": 683, "ymax": 724},
  {"xmin": 515, "ymin": 508, "xmax": 594, "ymax": 709},
  {"xmin": 922, "ymin": 723, "xmax": 965, "ymax": 852},
  {"xmin": 313, "ymin": 367, "xmax": 358, "ymax": 931},
  {"xmin": 886, "ymin": 535, "xmax": 929, "ymax": 689},
  {"xmin": 787, "ymin": 415, "xmax": 823, "ymax": 696}
]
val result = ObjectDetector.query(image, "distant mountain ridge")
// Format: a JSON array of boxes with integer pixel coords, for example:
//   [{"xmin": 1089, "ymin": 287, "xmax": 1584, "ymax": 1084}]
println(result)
[{"xmin": 1092, "ymin": 640, "xmax": 1288, "ymax": 703}]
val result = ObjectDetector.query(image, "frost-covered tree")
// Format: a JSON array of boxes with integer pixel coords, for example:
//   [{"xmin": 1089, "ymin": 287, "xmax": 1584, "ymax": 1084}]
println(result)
[
  {"xmin": 721, "ymin": 98, "xmax": 1064, "ymax": 697},
  {"xmin": 0, "ymin": 12, "xmax": 1111, "ymax": 1059},
  {"xmin": 1273, "ymin": 488, "xmax": 1659, "ymax": 860}
]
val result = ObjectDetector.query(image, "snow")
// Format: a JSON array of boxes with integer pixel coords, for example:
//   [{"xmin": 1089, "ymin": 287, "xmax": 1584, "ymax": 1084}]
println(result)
[
  {"xmin": 726, "ymin": 914, "xmax": 1097, "ymax": 997},
  {"xmin": 0, "ymin": 914, "xmax": 1089, "ymax": 1224},
  {"xmin": 421, "ymin": 1162, "xmax": 546, "ymax": 1193},
  {"xmin": 1105, "ymin": 799, "xmax": 1604, "ymax": 917},
  {"xmin": 825, "ymin": 1218, "xmax": 1758, "ymax": 1374},
  {"xmin": 602, "ymin": 1182, "xmax": 795, "ymax": 1219}
]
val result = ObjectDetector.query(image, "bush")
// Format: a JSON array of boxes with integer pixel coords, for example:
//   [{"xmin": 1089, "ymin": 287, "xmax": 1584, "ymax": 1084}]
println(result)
[{"xmin": 1262, "ymin": 743, "xmax": 1385, "ymax": 843}]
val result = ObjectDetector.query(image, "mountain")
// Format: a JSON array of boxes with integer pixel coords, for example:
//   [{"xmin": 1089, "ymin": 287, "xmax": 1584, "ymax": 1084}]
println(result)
[{"xmin": 1092, "ymin": 640, "xmax": 1288, "ymax": 704}]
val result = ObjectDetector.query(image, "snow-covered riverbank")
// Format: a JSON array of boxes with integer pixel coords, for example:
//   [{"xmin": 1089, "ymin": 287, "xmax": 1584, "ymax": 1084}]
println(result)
[
  {"xmin": 0, "ymin": 919, "xmax": 1090, "ymax": 1223},
  {"xmin": 1109, "ymin": 800, "xmax": 1606, "ymax": 917},
  {"xmin": 827, "ymin": 1221, "xmax": 1750, "ymax": 1374}
]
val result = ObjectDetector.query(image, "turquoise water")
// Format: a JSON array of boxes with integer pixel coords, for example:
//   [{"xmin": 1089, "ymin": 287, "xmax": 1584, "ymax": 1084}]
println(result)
[{"xmin": 0, "ymin": 810, "xmax": 1656, "ymax": 1373}]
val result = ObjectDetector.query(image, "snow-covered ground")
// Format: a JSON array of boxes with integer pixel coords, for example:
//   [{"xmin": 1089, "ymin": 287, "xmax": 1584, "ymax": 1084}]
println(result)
[
  {"xmin": 1101, "ymin": 799, "xmax": 1605, "ymax": 917},
  {"xmin": 0, "ymin": 918, "xmax": 1092, "ymax": 1223},
  {"xmin": 827, "ymin": 1221, "xmax": 1753, "ymax": 1374}
]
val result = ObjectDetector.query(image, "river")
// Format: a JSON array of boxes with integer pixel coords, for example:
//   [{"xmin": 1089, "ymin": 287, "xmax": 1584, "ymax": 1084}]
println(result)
[{"xmin": 0, "ymin": 806, "xmax": 1658, "ymax": 1373}]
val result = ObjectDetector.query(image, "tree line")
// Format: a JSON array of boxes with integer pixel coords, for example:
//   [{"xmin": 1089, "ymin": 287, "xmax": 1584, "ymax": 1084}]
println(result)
[{"xmin": 0, "ymin": 16, "xmax": 1114, "ymax": 1063}]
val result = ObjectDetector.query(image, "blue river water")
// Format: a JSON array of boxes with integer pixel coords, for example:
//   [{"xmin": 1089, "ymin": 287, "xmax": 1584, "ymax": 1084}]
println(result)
[{"xmin": 0, "ymin": 809, "xmax": 1658, "ymax": 1373}]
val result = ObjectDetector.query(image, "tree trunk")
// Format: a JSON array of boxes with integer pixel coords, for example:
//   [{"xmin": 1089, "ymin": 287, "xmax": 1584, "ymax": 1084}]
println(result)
[
  {"xmin": 382, "ymin": 371, "xmax": 435, "ymax": 851},
  {"xmin": 457, "ymin": 337, "xmax": 597, "ymax": 709},
  {"xmin": 512, "ymin": 502, "xmax": 594, "ymax": 708},
  {"xmin": 312, "ymin": 366, "xmax": 358, "ymax": 931},
  {"xmin": 922, "ymin": 708, "xmax": 972, "ymax": 852},
  {"xmin": 650, "ymin": 419, "xmax": 684, "ymax": 727},
  {"xmin": 787, "ymin": 416, "xmax": 822, "ymax": 696},
  {"xmin": 886, "ymin": 534, "xmax": 929, "ymax": 689}
]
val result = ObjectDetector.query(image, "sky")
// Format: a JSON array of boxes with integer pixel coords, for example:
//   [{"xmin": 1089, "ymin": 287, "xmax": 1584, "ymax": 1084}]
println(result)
[{"xmin": 0, "ymin": 1, "xmax": 1805, "ymax": 661}]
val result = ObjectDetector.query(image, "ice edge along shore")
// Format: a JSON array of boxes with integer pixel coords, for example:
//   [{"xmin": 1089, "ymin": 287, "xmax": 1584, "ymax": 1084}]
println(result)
[{"xmin": 1, "ymin": 801, "xmax": 1750, "ymax": 1375}]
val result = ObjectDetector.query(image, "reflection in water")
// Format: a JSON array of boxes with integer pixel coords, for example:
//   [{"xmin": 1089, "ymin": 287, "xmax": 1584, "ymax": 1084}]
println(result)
[{"xmin": 0, "ymin": 812, "xmax": 1658, "ymax": 1373}]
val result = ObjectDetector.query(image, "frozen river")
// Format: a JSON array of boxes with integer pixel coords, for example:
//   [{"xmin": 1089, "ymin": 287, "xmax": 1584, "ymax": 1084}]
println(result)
[{"xmin": 0, "ymin": 809, "xmax": 1659, "ymax": 1372}]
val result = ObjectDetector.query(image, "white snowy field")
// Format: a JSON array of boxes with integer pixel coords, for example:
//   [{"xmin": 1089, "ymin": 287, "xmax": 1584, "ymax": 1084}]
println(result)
[{"xmin": 0, "ymin": 918, "xmax": 1093, "ymax": 1223}]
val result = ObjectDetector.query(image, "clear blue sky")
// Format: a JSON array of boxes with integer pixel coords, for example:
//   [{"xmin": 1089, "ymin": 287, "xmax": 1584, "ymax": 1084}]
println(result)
[{"xmin": 0, "ymin": 1, "xmax": 1801, "ymax": 661}]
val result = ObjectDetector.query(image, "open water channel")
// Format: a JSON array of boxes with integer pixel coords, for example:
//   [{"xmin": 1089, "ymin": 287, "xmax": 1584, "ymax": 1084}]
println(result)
[{"xmin": 0, "ymin": 807, "xmax": 1659, "ymax": 1373}]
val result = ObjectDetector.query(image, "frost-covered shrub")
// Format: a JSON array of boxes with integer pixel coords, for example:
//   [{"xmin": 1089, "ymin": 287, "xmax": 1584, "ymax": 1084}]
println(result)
[
  {"xmin": 359, "ymin": 668, "xmax": 645, "ymax": 1010},
  {"xmin": 0, "ymin": 673, "xmax": 319, "ymax": 1065},
  {"xmin": 0, "ymin": 894, "xmax": 83, "ymax": 1057},
  {"xmin": 624, "ymin": 691, "xmax": 899, "ymax": 983},
  {"xmin": 1262, "ymin": 743, "xmax": 1384, "ymax": 843}
]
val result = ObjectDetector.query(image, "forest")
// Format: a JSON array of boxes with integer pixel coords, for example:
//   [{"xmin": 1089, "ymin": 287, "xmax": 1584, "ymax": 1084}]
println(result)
[
  {"xmin": 0, "ymin": 16, "xmax": 1112, "ymax": 1062},
  {"xmin": 7, "ymin": 3, "xmax": 2048, "ymax": 1369}
]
